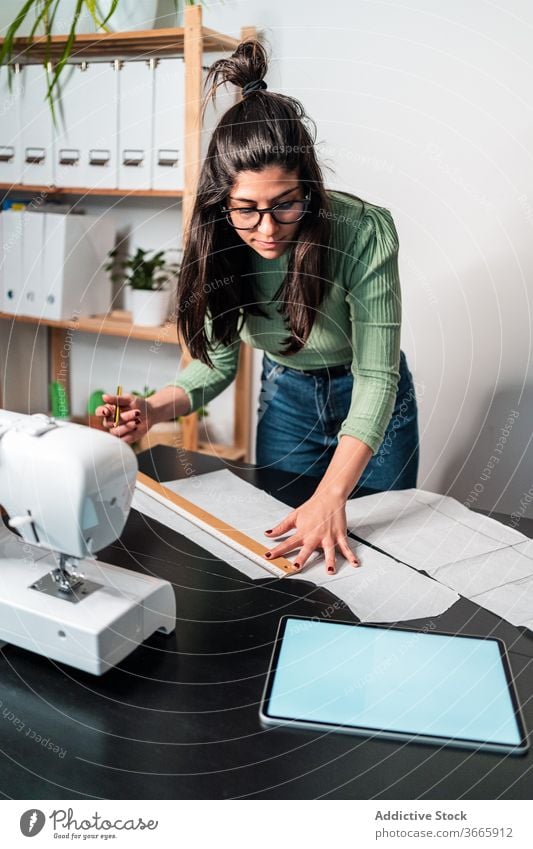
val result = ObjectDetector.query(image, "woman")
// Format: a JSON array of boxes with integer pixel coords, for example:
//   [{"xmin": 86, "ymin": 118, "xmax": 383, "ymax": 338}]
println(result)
[{"xmin": 98, "ymin": 40, "xmax": 419, "ymax": 575}]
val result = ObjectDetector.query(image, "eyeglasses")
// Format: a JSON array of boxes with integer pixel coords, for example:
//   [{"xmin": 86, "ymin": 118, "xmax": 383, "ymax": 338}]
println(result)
[{"xmin": 222, "ymin": 189, "xmax": 311, "ymax": 230}]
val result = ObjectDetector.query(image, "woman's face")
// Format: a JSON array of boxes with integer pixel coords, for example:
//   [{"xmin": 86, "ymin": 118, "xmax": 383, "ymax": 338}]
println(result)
[{"xmin": 225, "ymin": 166, "xmax": 306, "ymax": 260}]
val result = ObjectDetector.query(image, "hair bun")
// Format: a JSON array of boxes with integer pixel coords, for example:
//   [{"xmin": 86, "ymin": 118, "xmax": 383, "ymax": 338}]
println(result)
[
  {"xmin": 241, "ymin": 79, "xmax": 268, "ymax": 97},
  {"xmin": 204, "ymin": 39, "xmax": 269, "ymax": 107}
]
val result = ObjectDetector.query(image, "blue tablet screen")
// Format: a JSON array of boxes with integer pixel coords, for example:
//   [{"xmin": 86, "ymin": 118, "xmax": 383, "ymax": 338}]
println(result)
[{"xmin": 266, "ymin": 619, "xmax": 524, "ymax": 748}]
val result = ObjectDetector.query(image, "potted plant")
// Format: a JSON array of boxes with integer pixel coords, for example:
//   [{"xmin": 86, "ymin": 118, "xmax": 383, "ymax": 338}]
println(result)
[
  {"xmin": 0, "ymin": 1, "xmax": 116, "ymax": 114},
  {"xmin": 0, "ymin": 1, "xmax": 202, "ymax": 113},
  {"xmin": 106, "ymin": 246, "xmax": 179, "ymax": 327},
  {"xmin": 87, "ymin": 388, "xmax": 107, "ymax": 429},
  {"xmin": 131, "ymin": 385, "xmax": 208, "ymax": 452}
]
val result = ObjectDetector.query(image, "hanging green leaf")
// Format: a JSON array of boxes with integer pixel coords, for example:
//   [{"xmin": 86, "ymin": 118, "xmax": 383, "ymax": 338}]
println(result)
[{"xmin": 0, "ymin": 0, "xmax": 207, "ymax": 117}]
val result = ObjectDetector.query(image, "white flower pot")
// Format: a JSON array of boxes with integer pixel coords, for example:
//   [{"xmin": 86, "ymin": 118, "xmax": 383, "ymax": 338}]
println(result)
[
  {"xmin": 129, "ymin": 288, "xmax": 171, "ymax": 327},
  {"xmin": 153, "ymin": 1, "xmax": 211, "ymax": 29},
  {"xmin": 2, "ymin": 0, "xmax": 164, "ymax": 39},
  {"xmin": 1, "ymin": 3, "xmax": 42, "ymax": 36},
  {"xmin": 0, "ymin": 8, "xmax": 18, "ymax": 37},
  {"xmin": 3, "ymin": 5, "xmax": 45, "ymax": 36},
  {"xmin": 153, "ymin": 0, "xmax": 181, "ymax": 28},
  {"xmin": 102, "ymin": 0, "xmax": 159, "ymax": 32},
  {"xmin": 50, "ymin": 1, "xmax": 96, "ymax": 34},
  {"xmin": 5, "ymin": 1, "xmax": 97, "ymax": 36},
  {"xmin": 122, "ymin": 285, "xmax": 133, "ymax": 313}
]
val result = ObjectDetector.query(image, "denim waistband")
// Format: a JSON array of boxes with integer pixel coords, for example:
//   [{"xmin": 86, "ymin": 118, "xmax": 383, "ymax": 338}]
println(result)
[{"xmin": 263, "ymin": 352, "xmax": 352, "ymax": 378}]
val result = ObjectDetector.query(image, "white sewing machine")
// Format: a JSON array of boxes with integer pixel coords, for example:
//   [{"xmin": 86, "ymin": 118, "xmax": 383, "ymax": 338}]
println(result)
[{"xmin": 0, "ymin": 410, "xmax": 176, "ymax": 675}]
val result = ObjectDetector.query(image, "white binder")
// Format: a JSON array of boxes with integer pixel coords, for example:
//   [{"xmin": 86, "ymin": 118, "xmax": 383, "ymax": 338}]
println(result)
[
  {"xmin": 118, "ymin": 60, "xmax": 155, "ymax": 191},
  {"xmin": 1, "ymin": 211, "xmax": 115, "ymax": 320},
  {"xmin": 152, "ymin": 58, "xmax": 184, "ymax": 191},
  {"xmin": 54, "ymin": 62, "xmax": 119, "ymax": 189},
  {"xmin": 21, "ymin": 211, "xmax": 46, "ymax": 318},
  {"xmin": 40, "ymin": 212, "xmax": 115, "ymax": 321},
  {"xmin": 0, "ymin": 66, "xmax": 23, "ymax": 185},
  {"xmin": 0, "ymin": 211, "xmax": 24, "ymax": 313},
  {"xmin": 20, "ymin": 64, "xmax": 55, "ymax": 187}
]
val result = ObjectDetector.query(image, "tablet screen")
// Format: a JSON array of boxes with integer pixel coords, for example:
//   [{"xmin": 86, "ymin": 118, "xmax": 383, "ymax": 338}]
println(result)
[{"xmin": 262, "ymin": 618, "xmax": 527, "ymax": 753}]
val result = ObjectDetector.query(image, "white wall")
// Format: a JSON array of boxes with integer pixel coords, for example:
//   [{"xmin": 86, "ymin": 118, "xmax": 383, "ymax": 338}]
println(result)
[
  {"xmin": 212, "ymin": 0, "xmax": 533, "ymax": 520},
  {"xmin": 282, "ymin": 1, "xmax": 533, "ymax": 521},
  {"xmin": 1, "ymin": 0, "xmax": 531, "ymax": 520}
]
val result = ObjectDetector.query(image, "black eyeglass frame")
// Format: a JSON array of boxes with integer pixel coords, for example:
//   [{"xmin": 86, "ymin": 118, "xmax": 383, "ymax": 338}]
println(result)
[{"xmin": 221, "ymin": 188, "xmax": 312, "ymax": 230}]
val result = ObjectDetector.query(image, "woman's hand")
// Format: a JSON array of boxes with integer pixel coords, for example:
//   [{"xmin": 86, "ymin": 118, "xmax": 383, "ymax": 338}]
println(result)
[
  {"xmin": 263, "ymin": 491, "xmax": 360, "ymax": 575},
  {"xmin": 96, "ymin": 386, "xmax": 190, "ymax": 445},
  {"xmin": 96, "ymin": 393, "xmax": 154, "ymax": 445}
]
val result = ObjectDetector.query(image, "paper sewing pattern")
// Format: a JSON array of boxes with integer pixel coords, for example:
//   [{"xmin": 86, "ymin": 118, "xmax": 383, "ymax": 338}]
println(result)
[
  {"xmin": 135, "ymin": 472, "xmax": 294, "ymax": 577},
  {"xmin": 344, "ymin": 488, "xmax": 526, "ymax": 572},
  {"xmin": 133, "ymin": 471, "xmax": 459, "ymax": 623},
  {"xmin": 312, "ymin": 545, "xmax": 459, "ymax": 622},
  {"xmin": 344, "ymin": 488, "xmax": 532, "ymax": 629},
  {"xmin": 134, "ymin": 473, "xmax": 533, "ymax": 628},
  {"xmin": 132, "ymin": 486, "xmax": 270, "ymax": 581},
  {"xmin": 433, "ymin": 541, "xmax": 533, "ymax": 628}
]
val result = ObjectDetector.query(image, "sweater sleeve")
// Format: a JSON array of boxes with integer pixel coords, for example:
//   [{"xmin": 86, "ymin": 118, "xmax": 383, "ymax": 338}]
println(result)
[
  {"xmin": 171, "ymin": 315, "xmax": 240, "ymax": 412},
  {"xmin": 338, "ymin": 206, "xmax": 402, "ymax": 454}
]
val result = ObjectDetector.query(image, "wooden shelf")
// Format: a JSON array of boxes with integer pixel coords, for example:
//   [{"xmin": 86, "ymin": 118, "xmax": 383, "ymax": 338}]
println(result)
[
  {"xmin": 196, "ymin": 441, "xmax": 247, "ymax": 462},
  {"xmin": 70, "ymin": 412, "xmax": 246, "ymax": 463},
  {"xmin": 133, "ymin": 438, "xmax": 246, "ymax": 463},
  {"xmin": 0, "ymin": 8, "xmax": 255, "ymax": 462},
  {"xmin": 5, "ymin": 26, "xmax": 241, "ymax": 64},
  {"xmin": 0, "ymin": 183, "xmax": 183, "ymax": 198},
  {"xmin": 0, "ymin": 310, "xmax": 180, "ymax": 344},
  {"xmin": 67, "ymin": 418, "xmax": 245, "ymax": 462}
]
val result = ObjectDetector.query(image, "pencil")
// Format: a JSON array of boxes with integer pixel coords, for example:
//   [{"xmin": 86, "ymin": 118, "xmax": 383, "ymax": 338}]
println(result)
[{"xmin": 114, "ymin": 385, "xmax": 122, "ymax": 426}]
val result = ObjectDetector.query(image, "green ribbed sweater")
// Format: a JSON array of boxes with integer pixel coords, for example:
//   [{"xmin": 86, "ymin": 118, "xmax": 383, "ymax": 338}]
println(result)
[{"xmin": 174, "ymin": 191, "xmax": 402, "ymax": 454}]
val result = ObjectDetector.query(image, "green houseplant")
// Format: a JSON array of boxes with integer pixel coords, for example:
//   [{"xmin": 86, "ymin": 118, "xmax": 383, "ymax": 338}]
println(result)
[
  {"xmin": 0, "ymin": 1, "xmax": 118, "ymax": 115},
  {"xmin": 0, "ymin": 1, "xmax": 201, "ymax": 114},
  {"xmin": 106, "ymin": 246, "xmax": 180, "ymax": 327},
  {"xmin": 131, "ymin": 384, "xmax": 208, "ymax": 451},
  {"xmin": 132, "ymin": 385, "xmax": 208, "ymax": 423}
]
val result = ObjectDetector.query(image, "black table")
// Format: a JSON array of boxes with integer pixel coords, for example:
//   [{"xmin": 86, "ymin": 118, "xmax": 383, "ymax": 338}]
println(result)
[{"xmin": 1, "ymin": 446, "xmax": 532, "ymax": 800}]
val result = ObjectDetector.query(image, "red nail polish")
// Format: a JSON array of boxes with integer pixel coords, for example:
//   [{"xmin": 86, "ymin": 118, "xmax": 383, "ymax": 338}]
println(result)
[
  {"xmin": 327, "ymin": 567, "xmax": 335, "ymax": 574},
  {"xmin": 265, "ymin": 529, "xmax": 272, "ymax": 534},
  {"xmin": 293, "ymin": 562, "xmax": 301, "ymax": 570},
  {"xmin": 265, "ymin": 552, "xmax": 272, "ymax": 558}
]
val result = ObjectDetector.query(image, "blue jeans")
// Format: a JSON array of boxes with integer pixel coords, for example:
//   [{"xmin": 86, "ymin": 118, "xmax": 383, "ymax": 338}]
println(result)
[{"xmin": 255, "ymin": 351, "xmax": 419, "ymax": 491}]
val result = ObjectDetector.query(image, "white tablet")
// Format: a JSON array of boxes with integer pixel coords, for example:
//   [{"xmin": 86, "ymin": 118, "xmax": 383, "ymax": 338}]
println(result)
[{"xmin": 260, "ymin": 617, "xmax": 528, "ymax": 755}]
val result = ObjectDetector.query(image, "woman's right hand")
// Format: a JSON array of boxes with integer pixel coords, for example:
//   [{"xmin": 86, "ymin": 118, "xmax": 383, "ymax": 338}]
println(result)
[{"xmin": 96, "ymin": 393, "xmax": 154, "ymax": 445}]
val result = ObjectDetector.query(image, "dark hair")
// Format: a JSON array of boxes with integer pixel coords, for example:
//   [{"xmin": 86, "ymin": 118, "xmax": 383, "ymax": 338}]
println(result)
[{"xmin": 176, "ymin": 39, "xmax": 334, "ymax": 365}]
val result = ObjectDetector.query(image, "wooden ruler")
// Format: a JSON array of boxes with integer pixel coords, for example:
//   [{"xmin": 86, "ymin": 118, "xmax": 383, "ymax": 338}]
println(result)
[{"xmin": 136, "ymin": 472, "xmax": 296, "ymax": 576}]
